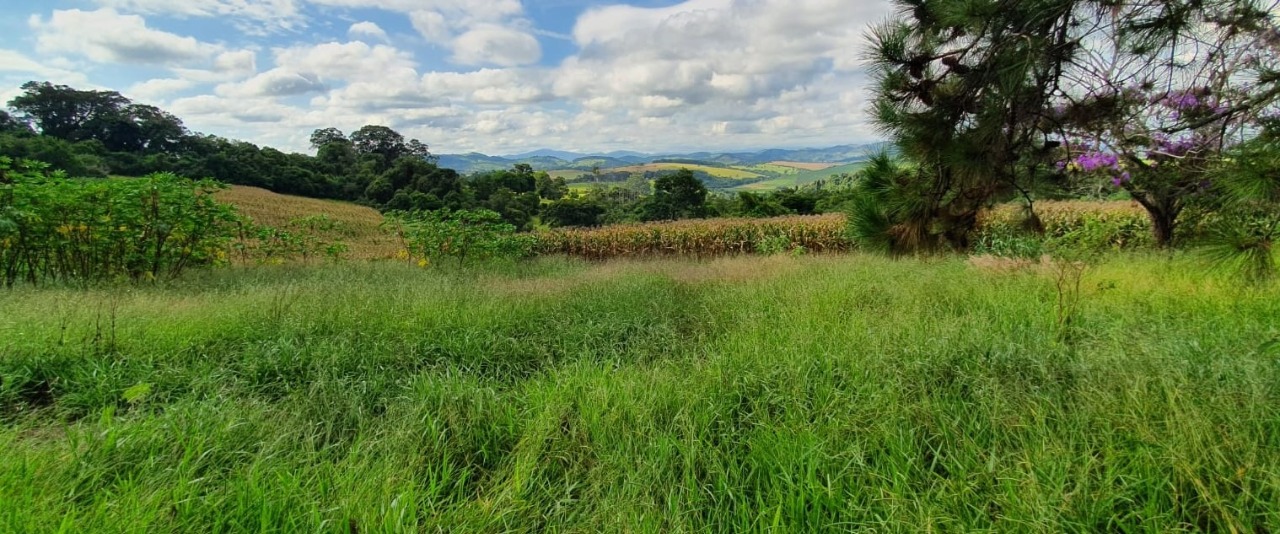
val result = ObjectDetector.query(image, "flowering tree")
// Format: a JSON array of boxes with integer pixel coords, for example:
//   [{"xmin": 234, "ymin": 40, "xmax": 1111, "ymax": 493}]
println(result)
[
  {"xmin": 864, "ymin": 0, "xmax": 1280, "ymax": 251},
  {"xmin": 1050, "ymin": 0, "xmax": 1280, "ymax": 246}
]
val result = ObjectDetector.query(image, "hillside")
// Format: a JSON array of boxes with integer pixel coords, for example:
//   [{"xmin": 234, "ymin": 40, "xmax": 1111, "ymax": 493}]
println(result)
[
  {"xmin": 214, "ymin": 185, "xmax": 400, "ymax": 260},
  {"xmin": 437, "ymin": 143, "xmax": 885, "ymax": 175},
  {"xmin": 610, "ymin": 162, "xmax": 766, "ymax": 180},
  {"xmin": 732, "ymin": 161, "xmax": 868, "ymax": 191}
]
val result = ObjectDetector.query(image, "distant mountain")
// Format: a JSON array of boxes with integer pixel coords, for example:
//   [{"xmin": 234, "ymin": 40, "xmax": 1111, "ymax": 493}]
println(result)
[
  {"xmin": 503, "ymin": 149, "xmax": 591, "ymax": 161},
  {"xmin": 438, "ymin": 143, "xmax": 887, "ymax": 175}
]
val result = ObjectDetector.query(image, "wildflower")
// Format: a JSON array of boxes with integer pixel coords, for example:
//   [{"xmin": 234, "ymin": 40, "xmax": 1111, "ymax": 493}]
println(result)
[{"xmin": 417, "ymin": 258, "xmax": 429, "ymax": 268}]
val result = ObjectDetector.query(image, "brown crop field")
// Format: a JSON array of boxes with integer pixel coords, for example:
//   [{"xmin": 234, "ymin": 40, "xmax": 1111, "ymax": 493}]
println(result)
[
  {"xmin": 214, "ymin": 185, "xmax": 401, "ymax": 260},
  {"xmin": 536, "ymin": 214, "xmax": 851, "ymax": 259}
]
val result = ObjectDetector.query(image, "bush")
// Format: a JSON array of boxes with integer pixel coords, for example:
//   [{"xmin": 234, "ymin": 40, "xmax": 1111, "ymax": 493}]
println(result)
[
  {"xmin": 386, "ymin": 209, "xmax": 536, "ymax": 267},
  {"xmin": 0, "ymin": 158, "xmax": 238, "ymax": 285},
  {"xmin": 974, "ymin": 201, "xmax": 1154, "ymax": 257}
]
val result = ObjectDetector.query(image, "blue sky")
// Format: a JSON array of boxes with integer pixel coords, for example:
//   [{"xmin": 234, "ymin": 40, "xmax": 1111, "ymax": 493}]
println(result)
[{"xmin": 0, "ymin": 0, "xmax": 892, "ymax": 155}]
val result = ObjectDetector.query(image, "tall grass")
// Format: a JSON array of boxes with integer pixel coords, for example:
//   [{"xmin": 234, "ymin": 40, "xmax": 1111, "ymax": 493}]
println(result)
[{"xmin": 1, "ymin": 254, "xmax": 1278, "ymax": 532}]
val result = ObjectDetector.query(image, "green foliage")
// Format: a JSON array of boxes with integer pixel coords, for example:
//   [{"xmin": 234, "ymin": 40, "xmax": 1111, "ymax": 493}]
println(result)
[
  {"xmin": 865, "ymin": 0, "xmax": 1076, "ymax": 251},
  {"xmin": 387, "ymin": 209, "xmax": 536, "ymax": 267},
  {"xmin": 232, "ymin": 215, "xmax": 350, "ymax": 265},
  {"xmin": 974, "ymin": 202, "xmax": 1155, "ymax": 258},
  {"xmin": 642, "ymin": 169, "xmax": 709, "ymax": 221},
  {"xmin": 0, "ymin": 158, "xmax": 238, "ymax": 285},
  {"xmin": 1202, "ymin": 136, "xmax": 1280, "ymax": 282}
]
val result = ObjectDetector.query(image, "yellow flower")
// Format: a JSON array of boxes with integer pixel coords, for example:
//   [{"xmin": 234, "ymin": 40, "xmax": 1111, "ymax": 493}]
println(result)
[
  {"xmin": 395, "ymin": 249, "xmax": 410, "ymax": 260},
  {"xmin": 417, "ymin": 258, "xmax": 429, "ymax": 268}
]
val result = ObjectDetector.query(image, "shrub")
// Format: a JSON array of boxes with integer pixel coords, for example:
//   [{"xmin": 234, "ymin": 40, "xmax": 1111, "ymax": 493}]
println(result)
[
  {"xmin": 975, "ymin": 201, "xmax": 1153, "ymax": 257},
  {"xmin": 0, "ymin": 158, "xmax": 239, "ymax": 285},
  {"xmin": 385, "ymin": 209, "xmax": 536, "ymax": 267}
]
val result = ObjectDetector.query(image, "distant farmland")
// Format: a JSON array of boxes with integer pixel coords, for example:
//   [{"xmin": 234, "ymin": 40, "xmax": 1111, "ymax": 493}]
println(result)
[
  {"xmin": 610, "ymin": 162, "xmax": 765, "ymax": 180},
  {"xmin": 733, "ymin": 161, "xmax": 867, "ymax": 191},
  {"xmin": 769, "ymin": 161, "xmax": 839, "ymax": 172}
]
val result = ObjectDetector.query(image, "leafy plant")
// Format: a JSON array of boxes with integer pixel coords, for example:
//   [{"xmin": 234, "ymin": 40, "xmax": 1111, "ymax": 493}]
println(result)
[
  {"xmin": 1, "ymin": 157, "xmax": 238, "ymax": 286},
  {"xmin": 386, "ymin": 209, "xmax": 535, "ymax": 267}
]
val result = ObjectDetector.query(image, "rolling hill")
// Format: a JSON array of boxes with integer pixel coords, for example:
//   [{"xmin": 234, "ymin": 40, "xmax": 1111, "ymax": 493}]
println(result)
[
  {"xmin": 437, "ymin": 143, "xmax": 885, "ymax": 175},
  {"xmin": 730, "ymin": 161, "xmax": 868, "ymax": 192}
]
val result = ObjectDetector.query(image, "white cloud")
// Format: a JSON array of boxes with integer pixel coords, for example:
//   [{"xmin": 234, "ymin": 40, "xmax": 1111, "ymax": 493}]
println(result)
[
  {"xmin": 14, "ymin": 0, "xmax": 895, "ymax": 154},
  {"xmin": 422, "ymin": 69, "xmax": 550, "ymax": 104},
  {"xmin": 0, "ymin": 49, "xmax": 91, "ymax": 86},
  {"xmin": 272, "ymin": 41, "xmax": 416, "ymax": 82},
  {"xmin": 216, "ymin": 68, "xmax": 327, "ymax": 98},
  {"xmin": 451, "ymin": 24, "xmax": 541, "ymax": 67},
  {"xmin": 127, "ymin": 78, "xmax": 197, "ymax": 102},
  {"xmin": 89, "ymin": 0, "xmax": 302, "ymax": 31},
  {"xmin": 29, "ymin": 9, "xmax": 220, "ymax": 65},
  {"xmin": 410, "ymin": 11, "xmax": 451, "ymax": 43},
  {"xmin": 348, "ymin": 21, "xmax": 389, "ymax": 42},
  {"xmin": 171, "ymin": 50, "xmax": 259, "ymax": 84}
]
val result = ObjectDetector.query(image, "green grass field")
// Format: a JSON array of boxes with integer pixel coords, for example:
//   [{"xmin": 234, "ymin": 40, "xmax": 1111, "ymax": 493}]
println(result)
[
  {"xmin": 732, "ymin": 162, "xmax": 867, "ymax": 191},
  {"xmin": 2, "ymin": 253, "xmax": 1278, "ymax": 531}
]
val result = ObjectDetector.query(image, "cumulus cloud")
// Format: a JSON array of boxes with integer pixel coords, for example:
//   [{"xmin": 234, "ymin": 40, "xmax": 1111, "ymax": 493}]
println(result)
[
  {"xmin": 451, "ymin": 24, "xmax": 541, "ymax": 67},
  {"xmin": 29, "ymin": 9, "xmax": 220, "ymax": 65},
  {"xmin": 14, "ymin": 0, "xmax": 894, "ymax": 154},
  {"xmin": 171, "ymin": 50, "xmax": 259, "ymax": 84},
  {"xmin": 401, "ymin": 1, "xmax": 541, "ymax": 66},
  {"xmin": 348, "ymin": 21, "xmax": 389, "ymax": 42},
  {"xmin": 272, "ymin": 41, "xmax": 416, "ymax": 82},
  {"xmin": 216, "ymin": 69, "xmax": 328, "ymax": 98},
  {"xmin": 0, "ymin": 49, "xmax": 91, "ymax": 86},
  {"xmin": 409, "ymin": 11, "xmax": 451, "ymax": 43},
  {"xmin": 89, "ymin": 0, "xmax": 302, "ymax": 29},
  {"xmin": 127, "ymin": 78, "xmax": 197, "ymax": 101}
]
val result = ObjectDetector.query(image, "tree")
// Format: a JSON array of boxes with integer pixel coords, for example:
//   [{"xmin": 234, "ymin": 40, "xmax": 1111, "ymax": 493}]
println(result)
[
  {"xmin": 862, "ymin": 0, "xmax": 1080, "ymax": 252},
  {"xmin": 9, "ymin": 81, "xmax": 131, "ymax": 142},
  {"xmin": 543, "ymin": 198, "xmax": 605, "ymax": 227},
  {"xmin": 309, "ymin": 127, "xmax": 347, "ymax": 150},
  {"xmin": 643, "ymin": 169, "xmax": 707, "ymax": 221},
  {"xmin": 1050, "ymin": 1, "xmax": 1280, "ymax": 246},
  {"xmin": 535, "ymin": 173, "xmax": 568, "ymax": 200},
  {"xmin": 7, "ymin": 82, "xmax": 186, "ymax": 154},
  {"xmin": 864, "ymin": 0, "xmax": 1280, "ymax": 251},
  {"xmin": 0, "ymin": 110, "xmax": 32, "ymax": 136},
  {"xmin": 1203, "ymin": 122, "xmax": 1280, "ymax": 280}
]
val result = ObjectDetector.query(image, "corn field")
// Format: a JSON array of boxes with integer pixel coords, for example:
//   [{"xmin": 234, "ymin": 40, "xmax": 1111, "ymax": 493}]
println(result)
[{"xmin": 535, "ymin": 214, "xmax": 851, "ymax": 259}]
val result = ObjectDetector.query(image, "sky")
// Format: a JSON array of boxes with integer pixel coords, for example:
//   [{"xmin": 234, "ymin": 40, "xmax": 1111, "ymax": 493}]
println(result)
[{"xmin": 0, "ymin": 0, "xmax": 895, "ymax": 155}]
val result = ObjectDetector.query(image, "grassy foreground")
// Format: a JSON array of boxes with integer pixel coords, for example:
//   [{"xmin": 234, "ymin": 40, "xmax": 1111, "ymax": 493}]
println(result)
[{"xmin": 1, "ymin": 254, "xmax": 1278, "ymax": 532}]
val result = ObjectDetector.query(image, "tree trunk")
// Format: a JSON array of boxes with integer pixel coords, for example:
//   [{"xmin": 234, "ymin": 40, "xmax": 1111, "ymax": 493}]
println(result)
[
  {"xmin": 1132, "ymin": 192, "xmax": 1181, "ymax": 248},
  {"xmin": 1150, "ymin": 209, "xmax": 1177, "ymax": 248}
]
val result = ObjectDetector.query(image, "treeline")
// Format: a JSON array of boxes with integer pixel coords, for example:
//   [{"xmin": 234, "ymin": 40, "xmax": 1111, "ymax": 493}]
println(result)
[
  {"xmin": 0, "ymin": 80, "xmax": 865, "ymax": 231},
  {"xmin": 0, "ymin": 81, "xmax": 440, "ymax": 201}
]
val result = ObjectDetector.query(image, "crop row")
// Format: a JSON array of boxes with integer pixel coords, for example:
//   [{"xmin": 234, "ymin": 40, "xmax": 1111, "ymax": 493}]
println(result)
[{"xmin": 535, "ymin": 214, "xmax": 852, "ymax": 259}]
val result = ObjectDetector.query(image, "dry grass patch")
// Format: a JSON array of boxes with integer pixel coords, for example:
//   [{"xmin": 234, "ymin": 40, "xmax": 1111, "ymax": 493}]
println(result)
[{"xmin": 214, "ymin": 185, "xmax": 401, "ymax": 260}]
